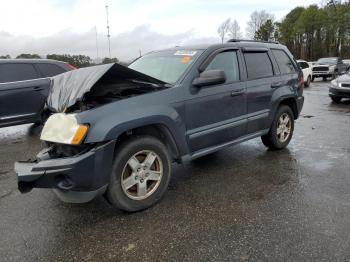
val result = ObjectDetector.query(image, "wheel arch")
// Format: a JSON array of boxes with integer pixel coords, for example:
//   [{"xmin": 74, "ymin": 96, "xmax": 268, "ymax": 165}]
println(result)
[
  {"xmin": 115, "ymin": 123, "xmax": 184, "ymax": 163},
  {"xmin": 278, "ymin": 98, "xmax": 299, "ymax": 120}
]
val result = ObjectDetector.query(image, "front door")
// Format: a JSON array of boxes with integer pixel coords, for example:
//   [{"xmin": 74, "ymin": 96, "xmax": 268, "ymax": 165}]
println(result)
[{"xmin": 185, "ymin": 50, "xmax": 247, "ymax": 153}]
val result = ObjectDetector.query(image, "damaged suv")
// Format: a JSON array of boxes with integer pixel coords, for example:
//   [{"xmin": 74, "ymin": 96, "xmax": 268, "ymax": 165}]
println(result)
[{"xmin": 15, "ymin": 40, "xmax": 304, "ymax": 211}]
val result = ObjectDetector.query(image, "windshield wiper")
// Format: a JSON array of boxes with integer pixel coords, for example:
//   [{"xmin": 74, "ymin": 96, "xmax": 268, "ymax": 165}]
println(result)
[{"xmin": 130, "ymin": 79, "xmax": 172, "ymax": 88}]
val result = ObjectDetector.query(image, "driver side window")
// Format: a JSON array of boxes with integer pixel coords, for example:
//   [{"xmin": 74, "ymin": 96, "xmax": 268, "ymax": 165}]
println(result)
[{"xmin": 205, "ymin": 51, "xmax": 240, "ymax": 83}]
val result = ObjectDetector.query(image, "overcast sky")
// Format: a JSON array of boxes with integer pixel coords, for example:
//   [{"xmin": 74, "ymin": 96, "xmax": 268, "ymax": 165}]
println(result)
[{"xmin": 0, "ymin": 0, "xmax": 320, "ymax": 61}]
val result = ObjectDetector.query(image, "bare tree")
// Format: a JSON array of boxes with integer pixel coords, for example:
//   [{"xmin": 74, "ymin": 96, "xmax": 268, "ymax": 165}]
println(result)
[
  {"xmin": 246, "ymin": 10, "xmax": 275, "ymax": 39},
  {"xmin": 217, "ymin": 18, "xmax": 231, "ymax": 44},
  {"xmin": 228, "ymin": 20, "xmax": 243, "ymax": 39}
]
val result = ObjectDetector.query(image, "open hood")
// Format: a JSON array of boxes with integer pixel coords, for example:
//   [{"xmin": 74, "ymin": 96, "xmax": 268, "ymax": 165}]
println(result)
[{"xmin": 47, "ymin": 63, "xmax": 167, "ymax": 112}]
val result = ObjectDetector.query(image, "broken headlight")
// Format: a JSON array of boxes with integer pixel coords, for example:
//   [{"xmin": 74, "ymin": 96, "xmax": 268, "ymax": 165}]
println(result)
[{"xmin": 40, "ymin": 113, "xmax": 89, "ymax": 145}]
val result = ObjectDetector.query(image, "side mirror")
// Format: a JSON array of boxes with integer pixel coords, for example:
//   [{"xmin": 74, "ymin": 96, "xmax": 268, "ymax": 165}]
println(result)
[{"xmin": 192, "ymin": 70, "xmax": 226, "ymax": 87}]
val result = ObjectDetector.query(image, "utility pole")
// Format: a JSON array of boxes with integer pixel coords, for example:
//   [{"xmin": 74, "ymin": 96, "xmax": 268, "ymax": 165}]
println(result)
[
  {"xmin": 95, "ymin": 26, "xmax": 99, "ymax": 60},
  {"xmin": 105, "ymin": 5, "xmax": 111, "ymax": 58}
]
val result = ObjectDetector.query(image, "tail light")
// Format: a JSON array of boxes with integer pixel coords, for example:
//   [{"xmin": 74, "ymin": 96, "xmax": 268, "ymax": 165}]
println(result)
[{"xmin": 66, "ymin": 63, "xmax": 77, "ymax": 71}]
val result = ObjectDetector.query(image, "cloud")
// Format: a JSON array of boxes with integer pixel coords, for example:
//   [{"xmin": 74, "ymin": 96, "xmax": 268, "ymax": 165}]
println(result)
[
  {"xmin": 0, "ymin": 25, "xmax": 219, "ymax": 61},
  {"xmin": 0, "ymin": 0, "xmax": 320, "ymax": 61}
]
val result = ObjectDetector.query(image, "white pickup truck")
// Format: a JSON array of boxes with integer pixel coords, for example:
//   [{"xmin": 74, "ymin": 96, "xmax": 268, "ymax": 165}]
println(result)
[{"xmin": 312, "ymin": 57, "xmax": 348, "ymax": 81}]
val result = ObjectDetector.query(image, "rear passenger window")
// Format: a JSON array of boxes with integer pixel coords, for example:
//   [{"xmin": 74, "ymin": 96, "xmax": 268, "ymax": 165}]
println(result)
[
  {"xmin": 272, "ymin": 49, "xmax": 296, "ymax": 74},
  {"xmin": 36, "ymin": 64, "xmax": 65, "ymax": 77},
  {"xmin": 244, "ymin": 52, "xmax": 274, "ymax": 79},
  {"xmin": 205, "ymin": 51, "xmax": 240, "ymax": 82},
  {"xmin": 0, "ymin": 64, "xmax": 39, "ymax": 83}
]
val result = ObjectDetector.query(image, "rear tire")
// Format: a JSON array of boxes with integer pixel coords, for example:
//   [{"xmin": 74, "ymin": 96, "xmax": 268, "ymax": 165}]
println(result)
[
  {"xmin": 261, "ymin": 105, "xmax": 294, "ymax": 150},
  {"xmin": 323, "ymin": 76, "xmax": 327, "ymax": 81},
  {"xmin": 105, "ymin": 136, "xmax": 171, "ymax": 212},
  {"xmin": 331, "ymin": 97, "xmax": 342, "ymax": 103},
  {"xmin": 311, "ymin": 76, "xmax": 315, "ymax": 82}
]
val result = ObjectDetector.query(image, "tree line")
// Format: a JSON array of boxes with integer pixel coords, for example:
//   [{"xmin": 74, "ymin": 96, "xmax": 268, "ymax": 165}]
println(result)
[
  {"xmin": 218, "ymin": 0, "xmax": 350, "ymax": 60},
  {"xmin": 0, "ymin": 53, "xmax": 121, "ymax": 68}
]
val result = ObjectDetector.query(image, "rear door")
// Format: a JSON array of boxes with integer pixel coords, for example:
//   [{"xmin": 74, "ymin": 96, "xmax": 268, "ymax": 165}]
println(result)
[
  {"xmin": 0, "ymin": 63, "xmax": 48, "ymax": 126},
  {"xmin": 243, "ymin": 49, "xmax": 277, "ymax": 134},
  {"xmin": 185, "ymin": 49, "xmax": 247, "ymax": 153}
]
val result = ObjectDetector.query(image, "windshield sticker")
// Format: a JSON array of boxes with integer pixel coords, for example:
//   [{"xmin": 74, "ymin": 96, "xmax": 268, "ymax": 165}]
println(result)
[
  {"xmin": 174, "ymin": 50, "xmax": 197, "ymax": 56},
  {"xmin": 180, "ymin": 56, "xmax": 192, "ymax": 63}
]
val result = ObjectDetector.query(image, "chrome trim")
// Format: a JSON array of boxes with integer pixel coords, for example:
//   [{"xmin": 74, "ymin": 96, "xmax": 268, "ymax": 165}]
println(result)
[{"xmin": 0, "ymin": 113, "xmax": 36, "ymax": 121}]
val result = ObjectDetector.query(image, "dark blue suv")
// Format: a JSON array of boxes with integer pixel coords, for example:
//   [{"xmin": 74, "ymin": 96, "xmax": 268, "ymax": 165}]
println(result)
[{"xmin": 15, "ymin": 40, "xmax": 304, "ymax": 212}]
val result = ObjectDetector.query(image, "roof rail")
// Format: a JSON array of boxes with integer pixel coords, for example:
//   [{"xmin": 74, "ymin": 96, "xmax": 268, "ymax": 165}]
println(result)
[{"xmin": 227, "ymin": 39, "xmax": 279, "ymax": 44}]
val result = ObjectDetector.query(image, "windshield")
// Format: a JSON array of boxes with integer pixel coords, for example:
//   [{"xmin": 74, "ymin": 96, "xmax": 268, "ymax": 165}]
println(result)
[
  {"xmin": 317, "ymin": 58, "xmax": 337, "ymax": 65},
  {"xmin": 129, "ymin": 50, "xmax": 203, "ymax": 84}
]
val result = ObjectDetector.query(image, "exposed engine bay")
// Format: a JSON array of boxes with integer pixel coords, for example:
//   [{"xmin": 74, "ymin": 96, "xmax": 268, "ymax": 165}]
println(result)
[
  {"xmin": 67, "ymin": 79, "xmax": 168, "ymax": 113},
  {"xmin": 47, "ymin": 63, "xmax": 169, "ymax": 113}
]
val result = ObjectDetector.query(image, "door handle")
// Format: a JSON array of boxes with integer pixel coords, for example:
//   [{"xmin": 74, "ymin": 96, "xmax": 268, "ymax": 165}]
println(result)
[
  {"xmin": 33, "ymin": 86, "xmax": 43, "ymax": 91},
  {"xmin": 271, "ymin": 82, "xmax": 282, "ymax": 88},
  {"xmin": 231, "ymin": 89, "xmax": 244, "ymax": 97}
]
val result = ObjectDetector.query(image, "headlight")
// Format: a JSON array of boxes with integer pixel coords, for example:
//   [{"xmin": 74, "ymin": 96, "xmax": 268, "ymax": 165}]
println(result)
[
  {"xmin": 331, "ymin": 80, "xmax": 341, "ymax": 88},
  {"xmin": 41, "ymin": 113, "xmax": 89, "ymax": 145}
]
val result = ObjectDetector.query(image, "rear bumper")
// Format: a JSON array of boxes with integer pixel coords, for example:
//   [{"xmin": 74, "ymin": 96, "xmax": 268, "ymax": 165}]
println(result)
[
  {"xmin": 329, "ymin": 87, "xmax": 350, "ymax": 98},
  {"xmin": 15, "ymin": 140, "xmax": 115, "ymax": 203}
]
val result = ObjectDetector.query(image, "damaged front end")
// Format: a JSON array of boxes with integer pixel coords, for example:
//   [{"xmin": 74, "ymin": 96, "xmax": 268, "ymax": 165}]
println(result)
[
  {"xmin": 15, "ymin": 140, "xmax": 116, "ymax": 203},
  {"xmin": 15, "ymin": 63, "xmax": 169, "ymax": 202}
]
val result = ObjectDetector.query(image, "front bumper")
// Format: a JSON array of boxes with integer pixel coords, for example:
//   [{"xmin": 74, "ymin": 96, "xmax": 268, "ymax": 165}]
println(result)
[
  {"xmin": 329, "ymin": 87, "xmax": 350, "ymax": 98},
  {"xmin": 15, "ymin": 140, "xmax": 115, "ymax": 203},
  {"xmin": 313, "ymin": 72, "xmax": 333, "ymax": 78}
]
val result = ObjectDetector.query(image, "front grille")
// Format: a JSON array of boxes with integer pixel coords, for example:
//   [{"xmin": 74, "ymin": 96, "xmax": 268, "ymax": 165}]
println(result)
[
  {"xmin": 313, "ymin": 66, "xmax": 328, "ymax": 72},
  {"xmin": 341, "ymin": 83, "xmax": 350, "ymax": 88}
]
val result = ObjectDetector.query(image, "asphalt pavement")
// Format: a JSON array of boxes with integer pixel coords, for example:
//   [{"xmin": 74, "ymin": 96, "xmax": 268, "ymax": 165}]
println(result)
[{"xmin": 1, "ymin": 80, "xmax": 350, "ymax": 261}]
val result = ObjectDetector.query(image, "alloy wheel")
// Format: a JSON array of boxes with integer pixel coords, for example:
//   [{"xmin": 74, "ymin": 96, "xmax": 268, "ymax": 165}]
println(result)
[
  {"xmin": 277, "ymin": 113, "xmax": 292, "ymax": 143},
  {"xmin": 121, "ymin": 150, "xmax": 163, "ymax": 200}
]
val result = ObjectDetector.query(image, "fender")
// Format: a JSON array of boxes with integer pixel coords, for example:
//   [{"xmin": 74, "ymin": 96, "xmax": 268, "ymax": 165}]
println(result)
[
  {"xmin": 269, "ymin": 86, "xmax": 298, "ymax": 124},
  {"xmin": 77, "ymin": 103, "xmax": 189, "ymax": 156}
]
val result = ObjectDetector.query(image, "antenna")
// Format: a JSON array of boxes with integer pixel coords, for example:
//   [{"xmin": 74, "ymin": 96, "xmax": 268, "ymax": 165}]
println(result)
[{"xmin": 105, "ymin": 5, "xmax": 111, "ymax": 58}]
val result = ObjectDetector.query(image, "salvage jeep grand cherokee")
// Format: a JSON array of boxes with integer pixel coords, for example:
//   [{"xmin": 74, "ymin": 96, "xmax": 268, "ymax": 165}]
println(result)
[{"xmin": 15, "ymin": 40, "xmax": 304, "ymax": 212}]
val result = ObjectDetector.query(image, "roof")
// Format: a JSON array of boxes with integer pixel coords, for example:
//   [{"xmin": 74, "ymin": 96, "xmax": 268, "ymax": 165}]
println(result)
[{"xmin": 153, "ymin": 40, "xmax": 286, "ymax": 53}]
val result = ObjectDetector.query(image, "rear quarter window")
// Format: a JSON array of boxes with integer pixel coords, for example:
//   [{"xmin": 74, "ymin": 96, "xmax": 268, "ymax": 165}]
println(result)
[
  {"xmin": 243, "ymin": 52, "xmax": 274, "ymax": 79},
  {"xmin": 272, "ymin": 49, "xmax": 296, "ymax": 74},
  {"xmin": 0, "ymin": 63, "xmax": 39, "ymax": 83},
  {"xmin": 36, "ymin": 63, "xmax": 66, "ymax": 77}
]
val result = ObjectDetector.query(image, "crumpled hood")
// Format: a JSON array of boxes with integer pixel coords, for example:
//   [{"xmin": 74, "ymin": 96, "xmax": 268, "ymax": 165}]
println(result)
[{"xmin": 47, "ymin": 63, "xmax": 167, "ymax": 112}]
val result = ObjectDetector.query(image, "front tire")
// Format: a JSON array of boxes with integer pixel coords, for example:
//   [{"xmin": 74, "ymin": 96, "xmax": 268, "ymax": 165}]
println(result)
[
  {"xmin": 261, "ymin": 105, "xmax": 295, "ymax": 150},
  {"xmin": 106, "ymin": 136, "xmax": 171, "ymax": 212}
]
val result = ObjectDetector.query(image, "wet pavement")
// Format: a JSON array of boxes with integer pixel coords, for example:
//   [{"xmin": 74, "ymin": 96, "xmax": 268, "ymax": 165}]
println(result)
[{"xmin": 1, "ymin": 81, "xmax": 350, "ymax": 261}]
